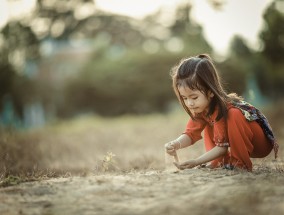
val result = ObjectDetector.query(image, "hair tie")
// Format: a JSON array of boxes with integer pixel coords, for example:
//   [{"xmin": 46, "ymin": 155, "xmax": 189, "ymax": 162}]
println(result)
[{"xmin": 197, "ymin": 54, "xmax": 211, "ymax": 61}]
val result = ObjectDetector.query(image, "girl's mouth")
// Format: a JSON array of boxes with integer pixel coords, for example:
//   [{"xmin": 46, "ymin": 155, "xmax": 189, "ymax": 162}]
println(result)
[{"xmin": 190, "ymin": 108, "xmax": 199, "ymax": 114}]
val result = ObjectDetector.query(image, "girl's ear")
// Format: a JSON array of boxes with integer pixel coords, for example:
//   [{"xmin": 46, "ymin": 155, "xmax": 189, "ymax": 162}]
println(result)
[{"xmin": 208, "ymin": 91, "xmax": 214, "ymax": 98}]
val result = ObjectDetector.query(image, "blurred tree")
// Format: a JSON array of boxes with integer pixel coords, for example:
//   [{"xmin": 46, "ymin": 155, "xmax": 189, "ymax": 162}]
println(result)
[
  {"xmin": 0, "ymin": 59, "xmax": 16, "ymax": 112},
  {"xmin": 217, "ymin": 36, "xmax": 253, "ymax": 96},
  {"xmin": 170, "ymin": 3, "xmax": 212, "ymax": 54},
  {"xmin": 32, "ymin": 0, "xmax": 147, "ymax": 47},
  {"xmin": 33, "ymin": 0, "xmax": 94, "ymax": 39},
  {"xmin": 207, "ymin": 0, "xmax": 226, "ymax": 10},
  {"xmin": 0, "ymin": 0, "xmax": 150, "ymax": 119},
  {"xmin": 229, "ymin": 35, "xmax": 252, "ymax": 58},
  {"xmin": 63, "ymin": 50, "xmax": 181, "ymax": 116},
  {"xmin": 62, "ymin": 3, "xmax": 213, "ymax": 116},
  {"xmin": 260, "ymin": 0, "xmax": 284, "ymax": 63},
  {"xmin": 0, "ymin": 21, "xmax": 40, "ymax": 117},
  {"xmin": 257, "ymin": 0, "xmax": 284, "ymax": 99},
  {"xmin": 217, "ymin": 60, "xmax": 246, "ymax": 96},
  {"xmin": 0, "ymin": 0, "xmax": 214, "ymax": 118},
  {"xmin": 1, "ymin": 21, "xmax": 40, "ymax": 61}
]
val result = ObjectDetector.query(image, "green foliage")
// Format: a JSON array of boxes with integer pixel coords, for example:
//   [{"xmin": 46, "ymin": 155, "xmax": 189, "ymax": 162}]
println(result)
[
  {"xmin": 170, "ymin": 3, "xmax": 212, "ymax": 53},
  {"xmin": 218, "ymin": 36, "xmax": 253, "ymax": 96},
  {"xmin": 0, "ymin": 21, "xmax": 40, "ymax": 117},
  {"xmin": 5, "ymin": 0, "xmax": 284, "ymax": 119},
  {"xmin": 217, "ymin": 59, "xmax": 247, "ymax": 95},
  {"xmin": 1, "ymin": 21, "xmax": 39, "ymax": 60},
  {"xmin": 218, "ymin": 0, "xmax": 284, "ymax": 101},
  {"xmin": 255, "ymin": 55, "xmax": 284, "ymax": 99},
  {"xmin": 0, "ymin": 62, "xmax": 15, "ymax": 104},
  {"xmin": 260, "ymin": 0, "xmax": 284, "ymax": 63},
  {"xmin": 229, "ymin": 35, "xmax": 252, "ymax": 58},
  {"xmin": 0, "ymin": 175, "xmax": 23, "ymax": 187},
  {"xmin": 257, "ymin": 0, "xmax": 284, "ymax": 99},
  {"xmin": 59, "ymin": 3, "xmax": 212, "ymax": 116},
  {"xmin": 63, "ymin": 50, "xmax": 178, "ymax": 116},
  {"xmin": 101, "ymin": 152, "xmax": 117, "ymax": 172},
  {"xmin": 63, "ymin": 40, "xmax": 211, "ymax": 116},
  {"xmin": 2, "ymin": 1, "xmax": 213, "ymax": 118},
  {"xmin": 0, "ymin": 58, "xmax": 37, "ymax": 117}
]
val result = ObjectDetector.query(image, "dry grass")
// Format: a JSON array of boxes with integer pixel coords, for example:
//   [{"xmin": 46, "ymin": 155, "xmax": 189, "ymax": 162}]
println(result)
[
  {"xmin": 1, "ymin": 104, "xmax": 284, "ymax": 215},
  {"xmin": 0, "ymin": 104, "xmax": 283, "ymax": 186},
  {"xmin": 0, "ymin": 110, "xmax": 187, "ymax": 182}
]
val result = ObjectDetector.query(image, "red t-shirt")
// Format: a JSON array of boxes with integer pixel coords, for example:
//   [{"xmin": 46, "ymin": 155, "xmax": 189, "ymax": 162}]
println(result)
[{"xmin": 183, "ymin": 106, "xmax": 229, "ymax": 147}]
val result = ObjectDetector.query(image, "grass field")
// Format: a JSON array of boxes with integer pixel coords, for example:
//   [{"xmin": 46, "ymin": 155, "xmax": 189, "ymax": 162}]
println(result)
[
  {"xmin": 0, "ymin": 110, "xmax": 193, "ymax": 178},
  {"xmin": 0, "ymin": 107, "xmax": 284, "ymax": 215},
  {"xmin": 0, "ymin": 105, "xmax": 283, "ymax": 181}
]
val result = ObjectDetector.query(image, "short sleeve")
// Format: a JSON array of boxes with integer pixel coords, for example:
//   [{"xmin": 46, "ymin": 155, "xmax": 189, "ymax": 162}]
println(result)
[
  {"xmin": 213, "ymin": 117, "xmax": 229, "ymax": 147},
  {"xmin": 183, "ymin": 118, "xmax": 206, "ymax": 145}
]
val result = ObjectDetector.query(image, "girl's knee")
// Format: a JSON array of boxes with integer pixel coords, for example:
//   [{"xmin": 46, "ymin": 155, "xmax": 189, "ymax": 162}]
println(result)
[
  {"xmin": 227, "ymin": 108, "xmax": 250, "ymax": 131},
  {"xmin": 227, "ymin": 108, "xmax": 244, "ymax": 121}
]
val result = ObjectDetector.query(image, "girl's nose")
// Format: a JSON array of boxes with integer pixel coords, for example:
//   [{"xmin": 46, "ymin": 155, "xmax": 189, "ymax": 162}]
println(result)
[{"xmin": 187, "ymin": 100, "xmax": 194, "ymax": 107}]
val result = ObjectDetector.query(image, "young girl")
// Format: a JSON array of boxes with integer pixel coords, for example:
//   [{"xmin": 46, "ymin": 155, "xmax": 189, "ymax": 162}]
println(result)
[{"xmin": 165, "ymin": 54, "xmax": 279, "ymax": 171}]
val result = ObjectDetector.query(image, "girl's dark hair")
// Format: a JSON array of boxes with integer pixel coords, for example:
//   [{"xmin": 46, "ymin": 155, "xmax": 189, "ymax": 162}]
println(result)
[{"xmin": 171, "ymin": 54, "xmax": 241, "ymax": 121}]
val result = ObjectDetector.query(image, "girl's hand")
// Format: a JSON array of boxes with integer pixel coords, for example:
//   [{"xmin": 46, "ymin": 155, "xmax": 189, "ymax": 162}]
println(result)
[
  {"xmin": 173, "ymin": 160, "xmax": 197, "ymax": 170},
  {"xmin": 164, "ymin": 142, "xmax": 177, "ymax": 156}
]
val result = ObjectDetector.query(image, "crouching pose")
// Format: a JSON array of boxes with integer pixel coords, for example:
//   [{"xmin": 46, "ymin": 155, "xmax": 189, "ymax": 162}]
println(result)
[{"xmin": 165, "ymin": 54, "xmax": 278, "ymax": 171}]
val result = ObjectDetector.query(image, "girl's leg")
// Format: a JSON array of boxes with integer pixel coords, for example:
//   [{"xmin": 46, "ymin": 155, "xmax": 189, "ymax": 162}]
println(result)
[
  {"xmin": 227, "ymin": 108, "xmax": 255, "ymax": 170},
  {"xmin": 227, "ymin": 108, "xmax": 273, "ymax": 171},
  {"xmin": 249, "ymin": 121, "xmax": 273, "ymax": 158},
  {"xmin": 204, "ymin": 126, "xmax": 229, "ymax": 168}
]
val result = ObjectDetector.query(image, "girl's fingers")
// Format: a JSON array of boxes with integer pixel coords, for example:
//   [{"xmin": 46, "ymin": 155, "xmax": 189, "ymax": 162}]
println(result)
[
  {"xmin": 179, "ymin": 161, "xmax": 189, "ymax": 166},
  {"xmin": 178, "ymin": 165, "xmax": 190, "ymax": 170},
  {"xmin": 184, "ymin": 165, "xmax": 193, "ymax": 169},
  {"xmin": 165, "ymin": 145, "xmax": 174, "ymax": 150},
  {"xmin": 173, "ymin": 162, "xmax": 181, "ymax": 169},
  {"xmin": 174, "ymin": 161, "xmax": 195, "ymax": 170},
  {"xmin": 180, "ymin": 164, "xmax": 190, "ymax": 170},
  {"xmin": 166, "ymin": 147, "xmax": 176, "ymax": 155}
]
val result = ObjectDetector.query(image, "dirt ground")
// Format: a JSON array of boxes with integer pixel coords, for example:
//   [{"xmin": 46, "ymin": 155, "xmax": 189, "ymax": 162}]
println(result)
[
  {"xmin": 1, "ymin": 112, "xmax": 284, "ymax": 215},
  {"xmin": 1, "ymin": 166, "xmax": 284, "ymax": 215}
]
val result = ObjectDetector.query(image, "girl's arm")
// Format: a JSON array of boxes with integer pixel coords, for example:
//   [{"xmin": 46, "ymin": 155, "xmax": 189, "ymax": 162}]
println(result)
[
  {"xmin": 174, "ymin": 146, "xmax": 228, "ymax": 169},
  {"xmin": 173, "ymin": 134, "xmax": 192, "ymax": 149},
  {"xmin": 165, "ymin": 117, "xmax": 205, "ymax": 155},
  {"xmin": 195, "ymin": 146, "xmax": 228, "ymax": 165},
  {"xmin": 165, "ymin": 134, "xmax": 192, "ymax": 156}
]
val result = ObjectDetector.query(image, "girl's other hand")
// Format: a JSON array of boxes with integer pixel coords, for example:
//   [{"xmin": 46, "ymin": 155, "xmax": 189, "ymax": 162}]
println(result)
[
  {"xmin": 173, "ymin": 160, "xmax": 197, "ymax": 170},
  {"xmin": 164, "ymin": 142, "xmax": 177, "ymax": 156}
]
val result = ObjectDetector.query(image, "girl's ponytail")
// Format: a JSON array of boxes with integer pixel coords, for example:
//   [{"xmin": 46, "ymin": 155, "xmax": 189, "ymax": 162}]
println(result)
[{"xmin": 197, "ymin": 54, "xmax": 211, "ymax": 61}]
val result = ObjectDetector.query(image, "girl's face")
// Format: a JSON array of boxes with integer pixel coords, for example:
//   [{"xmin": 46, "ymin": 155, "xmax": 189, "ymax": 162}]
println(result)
[{"xmin": 178, "ymin": 86, "xmax": 214, "ymax": 115}]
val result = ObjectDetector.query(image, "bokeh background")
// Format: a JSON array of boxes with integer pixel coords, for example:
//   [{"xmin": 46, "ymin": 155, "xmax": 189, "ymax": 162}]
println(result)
[{"xmin": 0, "ymin": 0, "xmax": 283, "ymax": 178}]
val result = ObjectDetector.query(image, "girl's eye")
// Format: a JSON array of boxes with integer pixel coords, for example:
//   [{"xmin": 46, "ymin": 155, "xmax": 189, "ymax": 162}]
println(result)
[{"xmin": 192, "ymin": 97, "xmax": 198, "ymax": 100}]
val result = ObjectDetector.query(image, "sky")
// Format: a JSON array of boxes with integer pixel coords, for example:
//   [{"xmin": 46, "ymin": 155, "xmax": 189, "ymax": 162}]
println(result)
[
  {"xmin": 0, "ymin": 0, "xmax": 273, "ymax": 55},
  {"xmin": 96, "ymin": 0, "xmax": 273, "ymax": 55}
]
